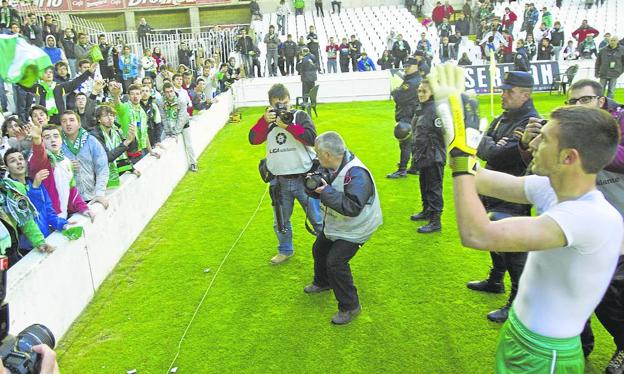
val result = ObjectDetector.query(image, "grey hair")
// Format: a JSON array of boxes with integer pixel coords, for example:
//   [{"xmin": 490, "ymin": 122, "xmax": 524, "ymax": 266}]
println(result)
[{"xmin": 315, "ymin": 131, "xmax": 346, "ymax": 157}]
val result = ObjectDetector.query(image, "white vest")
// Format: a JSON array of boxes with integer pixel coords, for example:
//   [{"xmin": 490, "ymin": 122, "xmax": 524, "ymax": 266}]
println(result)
[
  {"xmin": 323, "ymin": 156, "xmax": 383, "ymax": 243},
  {"xmin": 266, "ymin": 115, "xmax": 315, "ymax": 175}
]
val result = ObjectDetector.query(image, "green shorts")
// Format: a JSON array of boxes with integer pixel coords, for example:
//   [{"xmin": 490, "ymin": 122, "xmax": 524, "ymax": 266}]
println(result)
[{"xmin": 494, "ymin": 307, "xmax": 584, "ymax": 374}]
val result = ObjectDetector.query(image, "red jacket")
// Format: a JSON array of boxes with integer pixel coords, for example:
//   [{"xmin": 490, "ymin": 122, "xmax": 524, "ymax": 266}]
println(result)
[
  {"xmin": 502, "ymin": 11, "xmax": 517, "ymax": 27},
  {"xmin": 28, "ymin": 141, "xmax": 89, "ymax": 217},
  {"xmin": 572, "ymin": 26, "xmax": 599, "ymax": 44},
  {"xmin": 432, "ymin": 5, "xmax": 446, "ymax": 23}
]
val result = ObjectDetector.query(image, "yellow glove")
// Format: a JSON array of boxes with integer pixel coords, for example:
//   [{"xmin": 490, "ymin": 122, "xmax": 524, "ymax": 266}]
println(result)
[{"xmin": 428, "ymin": 63, "xmax": 484, "ymax": 176}]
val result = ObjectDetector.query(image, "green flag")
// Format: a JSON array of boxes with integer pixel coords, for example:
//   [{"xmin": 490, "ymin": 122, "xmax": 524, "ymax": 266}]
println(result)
[
  {"xmin": 62, "ymin": 226, "xmax": 84, "ymax": 240},
  {"xmin": 0, "ymin": 35, "xmax": 52, "ymax": 88},
  {"xmin": 89, "ymin": 44, "xmax": 103, "ymax": 63}
]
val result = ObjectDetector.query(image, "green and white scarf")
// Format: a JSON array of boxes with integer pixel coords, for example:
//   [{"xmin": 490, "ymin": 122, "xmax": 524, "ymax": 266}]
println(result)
[
  {"xmin": 62, "ymin": 127, "xmax": 89, "ymax": 156},
  {"xmin": 129, "ymin": 105, "xmax": 149, "ymax": 151},
  {"xmin": 40, "ymin": 81, "xmax": 58, "ymax": 116},
  {"xmin": 101, "ymin": 125, "xmax": 132, "ymax": 188}
]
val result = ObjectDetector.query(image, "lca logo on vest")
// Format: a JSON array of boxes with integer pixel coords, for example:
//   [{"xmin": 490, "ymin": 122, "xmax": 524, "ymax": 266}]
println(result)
[{"xmin": 276, "ymin": 132, "xmax": 287, "ymax": 145}]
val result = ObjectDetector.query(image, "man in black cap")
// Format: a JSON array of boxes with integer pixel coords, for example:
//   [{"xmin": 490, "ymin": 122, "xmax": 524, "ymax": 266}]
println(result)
[
  {"xmin": 413, "ymin": 50, "xmax": 431, "ymax": 76},
  {"xmin": 466, "ymin": 71, "xmax": 539, "ymax": 323},
  {"xmin": 387, "ymin": 56, "xmax": 422, "ymax": 178}
]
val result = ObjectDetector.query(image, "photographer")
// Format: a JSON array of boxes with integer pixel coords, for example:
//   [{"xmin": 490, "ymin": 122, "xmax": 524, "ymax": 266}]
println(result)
[
  {"xmin": 304, "ymin": 131, "xmax": 382, "ymax": 325},
  {"xmin": 248, "ymin": 84, "xmax": 322, "ymax": 265}
]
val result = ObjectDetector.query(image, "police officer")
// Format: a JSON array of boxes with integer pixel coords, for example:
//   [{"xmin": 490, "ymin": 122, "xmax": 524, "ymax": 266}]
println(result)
[
  {"xmin": 249, "ymin": 84, "xmax": 323, "ymax": 265},
  {"xmin": 409, "ymin": 79, "xmax": 446, "ymax": 233},
  {"xmin": 387, "ymin": 55, "xmax": 421, "ymax": 178},
  {"xmin": 304, "ymin": 131, "xmax": 383, "ymax": 325},
  {"xmin": 467, "ymin": 71, "xmax": 539, "ymax": 323}
]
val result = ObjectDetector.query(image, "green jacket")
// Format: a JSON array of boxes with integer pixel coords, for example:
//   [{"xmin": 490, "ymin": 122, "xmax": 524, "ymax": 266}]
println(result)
[
  {"xmin": 294, "ymin": 0, "xmax": 304, "ymax": 9},
  {"xmin": 0, "ymin": 179, "xmax": 45, "ymax": 254},
  {"xmin": 542, "ymin": 12, "xmax": 553, "ymax": 28}
]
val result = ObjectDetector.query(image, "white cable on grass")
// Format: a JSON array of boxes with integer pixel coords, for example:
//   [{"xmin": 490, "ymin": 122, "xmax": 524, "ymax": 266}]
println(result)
[{"xmin": 166, "ymin": 185, "xmax": 269, "ymax": 373}]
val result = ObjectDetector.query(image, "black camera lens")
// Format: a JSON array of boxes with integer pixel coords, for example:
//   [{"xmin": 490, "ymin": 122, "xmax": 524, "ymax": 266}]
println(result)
[{"xmin": 15, "ymin": 324, "xmax": 55, "ymax": 354}]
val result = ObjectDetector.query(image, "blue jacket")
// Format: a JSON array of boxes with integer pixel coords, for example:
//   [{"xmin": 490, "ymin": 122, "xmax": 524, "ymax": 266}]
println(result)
[
  {"xmin": 18, "ymin": 179, "xmax": 68, "ymax": 249},
  {"xmin": 118, "ymin": 54, "xmax": 139, "ymax": 80},
  {"xmin": 25, "ymin": 180, "xmax": 68, "ymax": 237},
  {"xmin": 357, "ymin": 57, "xmax": 376, "ymax": 71},
  {"xmin": 62, "ymin": 134, "xmax": 109, "ymax": 202}
]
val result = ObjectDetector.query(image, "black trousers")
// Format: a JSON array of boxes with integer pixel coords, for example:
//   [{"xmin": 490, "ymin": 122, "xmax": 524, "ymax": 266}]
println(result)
[
  {"xmin": 331, "ymin": 1, "xmax": 341, "ymax": 13},
  {"xmin": 419, "ymin": 163, "xmax": 444, "ymax": 213},
  {"xmin": 581, "ymin": 255, "xmax": 624, "ymax": 354},
  {"xmin": 398, "ymin": 137, "xmax": 414, "ymax": 170},
  {"xmin": 315, "ymin": 3, "xmax": 324, "ymax": 16},
  {"xmin": 339, "ymin": 58, "xmax": 350, "ymax": 72},
  {"xmin": 302, "ymin": 80, "xmax": 315, "ymax": 98},
  {"xmin": 285, "ymin": 57, "xmax": 295, "ymax": 74},
  {"xmin": 313, "ymin": 232, "xmax": 362, "ymax": 311},
  {"xmin": 488, "ymin": 212, "xmax": 528, "ymax": 304}
]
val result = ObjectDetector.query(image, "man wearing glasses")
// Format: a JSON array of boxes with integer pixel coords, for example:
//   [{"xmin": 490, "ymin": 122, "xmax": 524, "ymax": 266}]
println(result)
[{"xmin": 521, "ymin": 79, "xmax": 624, "ymax": 373}]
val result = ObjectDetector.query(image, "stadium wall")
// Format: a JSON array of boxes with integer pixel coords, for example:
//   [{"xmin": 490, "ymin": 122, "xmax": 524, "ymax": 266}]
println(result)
[{"xmin": 5, "ymin": 92, "xmax": 234, "ymax": 341}]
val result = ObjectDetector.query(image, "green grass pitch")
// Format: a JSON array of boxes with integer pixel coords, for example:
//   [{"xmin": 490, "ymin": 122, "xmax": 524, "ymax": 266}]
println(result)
[{"xmin": 56, "ymin": 91, "xmax": 624, "ymax": 373}]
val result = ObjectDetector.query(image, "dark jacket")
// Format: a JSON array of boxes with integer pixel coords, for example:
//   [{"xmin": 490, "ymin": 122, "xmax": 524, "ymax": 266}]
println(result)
[
  {"xmin": 61, "ymin": 36, "xmax": 77, "ymax": 59},
  {"xmin": 477, "ymin": 98, "xmax": 538, "ymax": 215},
  {"xmin": 550, "ymin": 27, "xmax": 565, "ymax": 47},
  {"xmin": 283, "ymin": 40, "xmax": 298, "ymax": 58},
  {"xmin": 596, "ymin": 45, "xmax": 624, "ymax": 79},
  {"xmin": 236, "ymin": 35, "xmax": 255, "ymax": 55},
  {"xmin": 297, "ymin": 55, "xmax": 317, "ymax": 82},
  {"xmin": 537, "ymin": 45, "xmax": 553, "ymax": 60},
  {"xmin": 178, "ymin": 48, "xmax": 192, "ymax": 67},
  {"xmin": 391, "ymin": 72, "xmax": 421, "ymax": 122},
  {"xmin": 21, "ymin": 23, "xmax": 43, "ymax": 47},
  {"xmin": 391, "ymin": 40, "xmax": 411, "ymax": 60},
  {"xmin": 412, "ymin": 100, "xmax": 446, "ymax": 169},
  {"xmin": 318, "ymin": 151, "xmax": 374, "ymax": 217},
  {"xmin": 27, "ymin": 71, "xmax": 93, "ymax": 123},
  {"xmin": 513, "ymin": 47, "xmax": 530, "ymax": 71},
  {"xmin": 78, "ymin": 94, "xmax": 98, "ymax": 130},
  {"xmin": 90, "ymin": 125, "xmax": 132, "ymax": 164},
  {"xmin": 377, "ymin": 56, "xmax": 395, "ymax": 70}
]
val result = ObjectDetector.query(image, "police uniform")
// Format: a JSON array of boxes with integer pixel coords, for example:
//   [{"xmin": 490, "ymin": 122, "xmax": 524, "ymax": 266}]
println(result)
[
  {"xmin": 388, "ymin": 56, "xmax": 421, "ymax": 178},
  {"xmin": 410, "ymin": 99, "xmax": 446, "ymax": 233},
  {"xmin": 470, "ymin": 72, "xmax": 539, "ymax": 322}
]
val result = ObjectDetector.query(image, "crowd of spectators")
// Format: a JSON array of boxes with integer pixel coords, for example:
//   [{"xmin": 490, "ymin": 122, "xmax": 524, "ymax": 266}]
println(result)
[{"xmin": 0, "ymin": 4, "xmax": 232, "ymax": 267}]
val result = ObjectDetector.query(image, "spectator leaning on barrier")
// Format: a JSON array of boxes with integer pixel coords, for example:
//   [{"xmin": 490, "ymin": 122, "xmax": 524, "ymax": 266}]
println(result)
[
  {"xmin": 60, "ymin": 110, "xmax": 109, "ymax": 208},
  {"xmin": 596, "ymin": 36, "xmax": 624, "ymax": 99},
  {"xmin": 28, "ymin": 110, "xmax": 93, "ymax": 221},
  {"xmin": 161, "ymin": 82, "xmax": 197, "ymax": 172},
  {"xmin": 90, "ymin": 105, "xmax": 138, "ymax": 188},
  {"xmin": 110, "ymin": 82, "xmax": 159, "ymax": 165},
  {"xmin": 4, "ymin": 149, "xmax": 70, "ymax": 242},
  {"xmin": 138, "ymin": 84, "xmax": 162, "ymax": 147}
]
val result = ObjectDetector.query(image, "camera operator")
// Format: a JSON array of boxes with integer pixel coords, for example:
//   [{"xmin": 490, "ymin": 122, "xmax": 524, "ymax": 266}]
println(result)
[
  {"xmin": 303, "ymin": 131, "xmax": 382, "ymax": 325},
  {"xmin": 0, "ymin": 344, "xmax": 60, "ymax": 374},
  {"xmin": 249, "ymin": 84, "xmax": 322, "ymax": 265}
]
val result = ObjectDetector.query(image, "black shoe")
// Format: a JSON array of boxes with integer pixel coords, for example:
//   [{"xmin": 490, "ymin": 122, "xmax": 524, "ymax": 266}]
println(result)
[
  {"xmin": 331, "ymin": 305, "xmax": 361, "ymax": 325},
  {"xmin": 487, "ymin": 304, "xmax": 510, "ymax": 323},
  {"xmin": 606, "ymin": 349, "xmax": 624, "ymax": 374},
  {"xmin": 410, "ymin": 211, "xmax": 431, "ymax": 221},
  {"xmin": 466, "ymin": 278, "xmax": 505, "ymax": 294},
  {"xmin": 387, "ymin": 169, "xmax": 407, "ymax": 179},
  {"xmin": 304, "ymin": 283, "xmax": 331, "ymax": 294},
  {"xmin": 406, "ymin": 168, "xmax": 419, "ymax": 175},
  {"xmin": 418, "ymin": 220, "xmax": 441, "ymax": 233}
]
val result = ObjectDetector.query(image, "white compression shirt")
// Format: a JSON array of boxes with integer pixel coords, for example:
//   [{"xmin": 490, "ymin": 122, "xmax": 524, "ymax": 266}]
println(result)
[{"xmin": 513, "ymin": 175, "xmax": 624, "ymax": 338}]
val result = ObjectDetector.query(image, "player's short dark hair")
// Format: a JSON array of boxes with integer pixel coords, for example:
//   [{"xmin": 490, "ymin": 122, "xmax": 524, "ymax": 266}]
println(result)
[{"xmin": 551, "ymin": 106, "xmax": 620, "ymax": 173}]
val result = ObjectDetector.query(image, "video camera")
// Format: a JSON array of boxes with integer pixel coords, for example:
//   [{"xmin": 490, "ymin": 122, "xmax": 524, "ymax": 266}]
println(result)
[
  {"xmin": 0, "ymin": 256, "xmax": 55, "ymax": 374},
  {"xmin": 270, "ymin": 103, "xmax": 295, "ymax": 125}
]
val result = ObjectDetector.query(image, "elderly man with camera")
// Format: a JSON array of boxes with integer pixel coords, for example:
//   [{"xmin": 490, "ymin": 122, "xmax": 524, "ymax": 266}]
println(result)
[
  {"xmin": 303, "ymin": 131, "xmax": 383, "ymax": 325},
  {"xmin": 249, "ymin": 84, "xmax": 322, "ymax": 265}
]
